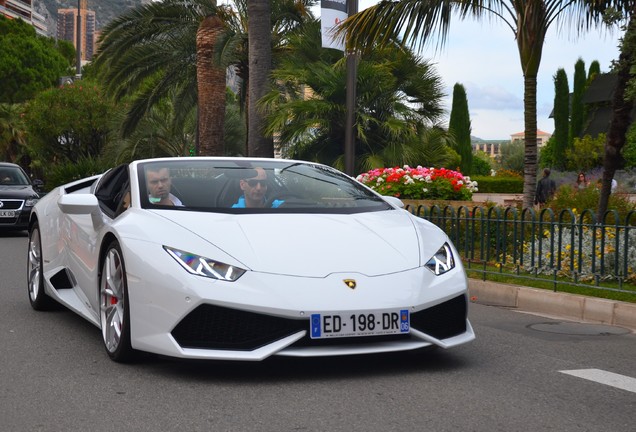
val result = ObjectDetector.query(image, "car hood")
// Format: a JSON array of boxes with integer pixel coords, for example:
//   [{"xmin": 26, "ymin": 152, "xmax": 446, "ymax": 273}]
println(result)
[
  {"xmin": 0, "ymin": 185, "xmax": 38, "ymax": 199},
  {"xmin": 157, "ymin": 210, "xmax": 431, "ymax": 277}
]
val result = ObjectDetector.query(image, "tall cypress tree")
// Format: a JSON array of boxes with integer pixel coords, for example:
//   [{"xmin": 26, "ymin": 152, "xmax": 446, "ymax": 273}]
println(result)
[
  {"xmin": 587, "ymin": 60, "xmax": 601, "ymax": 85},
  {"xmin": 448, "ymin": 83, "xmax": 472, "ymax": 174},
  {"xmin": 570, "ymin": 58, "xmax": 587, "ymax": 146},
  {"xmin": 553, "ymin": 68, "xmax": 570, "ymax": 170}
]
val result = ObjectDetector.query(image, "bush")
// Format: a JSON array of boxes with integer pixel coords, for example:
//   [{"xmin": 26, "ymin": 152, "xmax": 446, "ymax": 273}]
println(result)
[
  {"xmin": 44, "ymin": 156, "xmax": 109, "ymax": 190},
  {"xmin": 471, "ymin": 176, "xmax": 523, "ymax": 193},
  {"xmin": 471, "ymin": 151, "xmax": 493, "ymax": 176},
  {"xmin": 356, "ymin": 166, "xmax": 478, "ymax": 200},
  {"xmin": 548, "ymin": 184, "xmax": 636, "ymax": 221}
]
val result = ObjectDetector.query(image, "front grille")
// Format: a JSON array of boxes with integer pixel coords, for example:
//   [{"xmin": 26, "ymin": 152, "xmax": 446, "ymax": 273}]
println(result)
[
  {"xmin": 171, "ymin": 304, "xmax": 305, "ymax": 351},
  {"xmin": 0, "ymin": 199, "xmax": 24, "ymax": 210},
  {"xmin": 171, "ymin": 295, "xmax": 468, "ymax": 352},
  {"xmin": 410, "ymin": 294, "xmax": 467, "ymax": 339}
]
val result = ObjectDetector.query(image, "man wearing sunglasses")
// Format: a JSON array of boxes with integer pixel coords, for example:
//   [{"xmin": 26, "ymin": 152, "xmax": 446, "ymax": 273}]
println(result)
[{"xmin": 232, "ymin": 167, "xmax": 283, "ymax": 208}]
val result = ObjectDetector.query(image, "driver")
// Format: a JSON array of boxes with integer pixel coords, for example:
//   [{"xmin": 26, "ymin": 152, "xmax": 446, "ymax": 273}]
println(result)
[{"xmin": 232, "ymin": 167, "xmax": 283, "ymax": 208}]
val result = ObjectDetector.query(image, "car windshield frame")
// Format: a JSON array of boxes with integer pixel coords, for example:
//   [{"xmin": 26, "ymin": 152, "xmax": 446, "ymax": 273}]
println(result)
[{"xmin": 136, "ymin": 159, "xmax": 393, "ymax": 214}]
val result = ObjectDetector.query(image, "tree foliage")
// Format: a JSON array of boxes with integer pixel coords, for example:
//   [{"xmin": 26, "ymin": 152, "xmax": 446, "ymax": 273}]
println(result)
[
  {"xmin": 566, "ymin": 134, "xmax": 606, "ymax": 172},
  {"xmin": 553, "ymin": 68, "xmax": 570, "ymax": 169},
  {"xmin": 570, "ymin": 58, "xmax": 587, "ymax": 146},
  {"xmin": 498, "ymin": 141, "xmax": 525, "ymax": 174},
  {"xmin": 598, "ymin": 9, "xmax": 636, "ymax": 222},
  {"xmin": 0, "ymin": 16, "xmax": 70, "ymax": 103},
  {"xmin": 448, "ymin": 83, "xmax": 472, "ymax": 174},
  {"xmin": 262, "ymin": 19, "xmax": 448, "ymax": 173},
  {"xmin": 338, "ymin": 0, "xmax": 627, "ymax": 208},
  {"xmin": 24, "ymin": 82, "xmax": 113, "ymax": 171},
  {"xmin": 0, "ymin": 103, "xmax": 29, "ymax": 166},
  {"xmin": 587, "ymin": 60, "xmax": 601, "ymax": 84}
]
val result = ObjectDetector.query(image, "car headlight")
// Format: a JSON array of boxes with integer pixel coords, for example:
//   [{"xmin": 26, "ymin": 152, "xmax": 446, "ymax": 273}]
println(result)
[
  {"xmin": 164, "ymin": 247, "xmax": 246, "ymax": 281},
  {"xmin": 425, "ymin": 243, "xmax": 455, "ymax": 276},
  {"xmin": 25, "ymin": 198, "xmax": 39, "ymax": 207}
]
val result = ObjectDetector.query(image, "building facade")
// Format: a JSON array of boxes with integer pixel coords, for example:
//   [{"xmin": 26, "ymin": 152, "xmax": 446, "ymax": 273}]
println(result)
[
  {"xmin": 1, "ymin": 0, "xmax": 47, "ymax": 35},
  {"xmin": 57, "ymin": 1, "xmax": 96, "ymax": 61},
  {"xmin": 510, "ymin": 129, "xmax": 552, "ymax": 147}
]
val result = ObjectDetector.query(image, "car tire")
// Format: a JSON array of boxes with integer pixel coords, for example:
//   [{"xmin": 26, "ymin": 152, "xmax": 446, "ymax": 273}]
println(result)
[
  {"xmin": 27, "ymin": 222, "xmax": 57, "ymax": 310},
  {"xmin": 99, "ymin": 240, "xmax": 135, "ymax": 362}
]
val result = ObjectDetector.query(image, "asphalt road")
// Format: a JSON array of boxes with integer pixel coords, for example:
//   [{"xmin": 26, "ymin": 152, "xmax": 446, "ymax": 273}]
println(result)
[{"xmin": 1, "ymin": 231, "xmax": 635, "ymax": 432}]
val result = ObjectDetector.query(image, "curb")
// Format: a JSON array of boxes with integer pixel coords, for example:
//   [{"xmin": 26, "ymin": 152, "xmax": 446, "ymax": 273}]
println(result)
[{"xmin": 468, "ymin": 279, "xmax": 636, "ymax": 332}]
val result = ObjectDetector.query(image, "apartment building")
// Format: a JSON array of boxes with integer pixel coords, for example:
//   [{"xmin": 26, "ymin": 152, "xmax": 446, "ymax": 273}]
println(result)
[
  {"xmin": 0, "ymin": 0, "xmax": 47, "ymax": 36},
  {"xmin": 510, "ymin": 129, "xmax": 552, "ymax": 147},
  {"xmin": 57, "ymin": 1, "xmax": 96, "ymax": 61}
]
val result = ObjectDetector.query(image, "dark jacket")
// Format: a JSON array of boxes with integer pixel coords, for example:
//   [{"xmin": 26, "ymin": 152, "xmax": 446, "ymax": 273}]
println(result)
[{"xmin": 535, "ymin": 176, "xmax": 556, "ymax": 204}]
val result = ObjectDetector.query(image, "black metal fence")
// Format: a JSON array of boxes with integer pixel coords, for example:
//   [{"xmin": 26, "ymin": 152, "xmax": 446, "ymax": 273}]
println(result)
[{"xmin": 405, "ymin": 203, "xmax": 636, "ymax": 296}]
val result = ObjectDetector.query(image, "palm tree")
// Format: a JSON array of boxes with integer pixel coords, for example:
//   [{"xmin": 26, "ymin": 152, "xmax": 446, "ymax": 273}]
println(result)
[
  {"xmin": 247, "ymin": 0, "xmax": 272, "ymax": 157},
  {"xmin": 338, "ymin": 0, "xmax": 628, "ymax": 208},
  {"xmin": 94, "ymin": 0, "xmax": 225, "ymax": 156},
  {"xmin": 95, "ymin": 0, "xmax": 315, "ymax": 157},
  {"xmin": 0, "ymin": 103, "xmax": 27, "ymax": 164},
  {"xmin": 262, "ymin": 19, "xmax": 451, "ymax": 172},
  {"xmin": 214, "ymin": 0, "xmax": 315, "ymax": 155}
]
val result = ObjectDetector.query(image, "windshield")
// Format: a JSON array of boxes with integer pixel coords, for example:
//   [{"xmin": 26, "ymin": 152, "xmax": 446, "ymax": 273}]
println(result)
[
  {"xmin": 0, "ymin": 166, "xmax": 30, "ymax": 186},
  {"xmin": 137, "ymin": 159, "xmax": 392, "ymax": 214}
]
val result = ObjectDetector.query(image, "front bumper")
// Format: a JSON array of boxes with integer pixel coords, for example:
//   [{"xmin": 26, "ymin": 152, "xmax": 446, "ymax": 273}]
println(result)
[
  {"xmin": 0, "ymin": 208, "xmax": 32, "ymax": 230},
  {"xmin": 124, "ymin": 241, "xmax": 475, "ymax": 360},
  {"xmin": 170, "ymin": 294, "xmax": 474, "ymax": 360}
]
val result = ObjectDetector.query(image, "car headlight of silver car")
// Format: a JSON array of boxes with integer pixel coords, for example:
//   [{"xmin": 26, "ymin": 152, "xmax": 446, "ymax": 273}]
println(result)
[
  {"xmin": 164, "ymin": 247, "xmax": 246, "ymax": 281},
  {"xmin": 425, "ymin": 243, "xmax": 455, "ymax": 276}
]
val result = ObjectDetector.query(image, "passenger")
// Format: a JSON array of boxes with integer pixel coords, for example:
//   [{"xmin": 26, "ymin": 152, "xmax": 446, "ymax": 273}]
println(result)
[{"xmin": 146, "ymin": 166, "xmax": 183, "ymax": 206}]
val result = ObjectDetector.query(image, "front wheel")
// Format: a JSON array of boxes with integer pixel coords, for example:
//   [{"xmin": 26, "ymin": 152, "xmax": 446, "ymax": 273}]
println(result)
[
  {"xmin": 99, "ymin": 240, "xmax": 135, "ymax": 362},
  {"xmin": 27, "ymin": 222, "xmax": 56, "ymax": 310}
]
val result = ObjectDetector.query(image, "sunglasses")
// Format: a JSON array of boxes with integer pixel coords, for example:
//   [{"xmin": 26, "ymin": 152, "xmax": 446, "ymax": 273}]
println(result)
[{"xmin": 245, "ymin": 179, "xmax": 267, "ymax": 187}]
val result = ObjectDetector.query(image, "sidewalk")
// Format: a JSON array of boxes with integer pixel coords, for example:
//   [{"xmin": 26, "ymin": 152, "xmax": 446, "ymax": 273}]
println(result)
[{"xmin": 468, "ymin": 279, "xmax": 636, "ymax": 332}]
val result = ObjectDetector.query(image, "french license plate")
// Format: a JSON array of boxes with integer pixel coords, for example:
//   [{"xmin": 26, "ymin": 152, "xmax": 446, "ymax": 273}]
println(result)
[
  {"xmin": 310, "ymin": 309, "xmax": 409, "ymax": 339},
  {"xmin": 0, "ymin": 210, "xmax": 15, "ymax": 217}
]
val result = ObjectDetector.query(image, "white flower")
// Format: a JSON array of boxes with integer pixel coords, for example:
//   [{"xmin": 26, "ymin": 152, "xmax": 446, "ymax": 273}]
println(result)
[
  {"xmin": 376, "ymin": 177, "xmax": 385, "ymax": 183},
  {"xmin": 422, "ymin": 188, "xmax": 428, "ymax": 193}
]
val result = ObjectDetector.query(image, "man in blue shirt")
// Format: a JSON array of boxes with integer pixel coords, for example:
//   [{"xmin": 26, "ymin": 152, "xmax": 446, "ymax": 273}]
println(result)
[{"xmin": 232, "ymin": 167, "xmax": 283, "ymax": 208}]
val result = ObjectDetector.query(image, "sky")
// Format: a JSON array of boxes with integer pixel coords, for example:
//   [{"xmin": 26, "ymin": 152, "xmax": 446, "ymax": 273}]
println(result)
[{"xmin": 316, "ymin": 1, "xmax": 624, "ymax": 140}]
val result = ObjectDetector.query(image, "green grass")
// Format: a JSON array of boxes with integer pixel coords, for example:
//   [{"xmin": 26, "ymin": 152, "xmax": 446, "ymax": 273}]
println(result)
[{"xmin": 464, "ymin": 261, "xmax": 636, "ymax": 304}]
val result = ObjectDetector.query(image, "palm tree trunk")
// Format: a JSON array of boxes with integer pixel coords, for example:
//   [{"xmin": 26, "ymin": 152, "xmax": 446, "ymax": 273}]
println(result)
[
  {"xmin": 523, "ymin": 74, "xmax": 538, "ymax": 209},
  {"xmin": 597, "ymin": 12, "xmax": 636, "ymax": 222},
  {"xmin": 247, "ymin": 0, "xmax": 273, "ymax": 157},
  {"xmin": 197, "ymin": 15, "xmax": 226, "ymax": 156}
]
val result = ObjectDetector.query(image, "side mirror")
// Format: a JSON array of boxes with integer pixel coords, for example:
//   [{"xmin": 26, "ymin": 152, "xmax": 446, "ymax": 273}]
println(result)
[
  {"xmin": 383, "ymin": 195, "xmax": 405, "ymax": 208},
  {"xmin": 58, "ymin": 193, "xmax": 99, "ymax": 215},
  {"xmin": 32, "ymin": 179, "xmax": 44, "ymax": 192}
]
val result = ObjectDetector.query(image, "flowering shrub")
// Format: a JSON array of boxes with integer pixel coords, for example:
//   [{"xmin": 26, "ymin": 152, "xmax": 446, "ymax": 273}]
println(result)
[
  {"xmin": 521, "ymin": 211, "xmax": 636, "ymax": 282},
  {"xmin": 356, "ymin": 166, "xmax": 478, "ymax": 200}
]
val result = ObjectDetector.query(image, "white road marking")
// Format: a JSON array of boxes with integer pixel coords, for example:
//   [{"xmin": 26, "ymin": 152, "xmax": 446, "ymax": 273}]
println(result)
[{"xmin": 560, "ymin": 369, "xmax": 636, "ymax": 394}]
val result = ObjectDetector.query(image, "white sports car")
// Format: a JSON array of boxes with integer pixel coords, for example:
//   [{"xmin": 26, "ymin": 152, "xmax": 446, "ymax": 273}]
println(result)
[{"xmin": 27, "ymin": 157, "xmax": 475, "ymax": 362}]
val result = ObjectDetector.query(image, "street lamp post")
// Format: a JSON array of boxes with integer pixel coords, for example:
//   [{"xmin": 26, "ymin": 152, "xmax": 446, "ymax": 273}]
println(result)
[
  {"xmin": 344, "ymin": 0, "xmax": 358, "ymax": 176},
  {"xmin": 75, "ymin": 0, "xmax": 82, "ymax": 79}
]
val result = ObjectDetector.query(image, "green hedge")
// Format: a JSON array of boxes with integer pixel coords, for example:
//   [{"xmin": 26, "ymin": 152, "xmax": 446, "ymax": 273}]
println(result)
[{"xmin": 472, "ymin": 176, "xmax": 523, "ymax": 193}]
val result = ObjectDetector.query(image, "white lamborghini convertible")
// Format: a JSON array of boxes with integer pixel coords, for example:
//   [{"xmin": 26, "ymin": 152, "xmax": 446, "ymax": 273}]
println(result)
[{"xmin": 27, "ymin": 157, "xmax": 475, "ymax": 362}]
